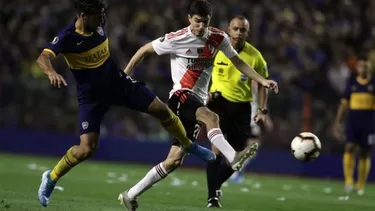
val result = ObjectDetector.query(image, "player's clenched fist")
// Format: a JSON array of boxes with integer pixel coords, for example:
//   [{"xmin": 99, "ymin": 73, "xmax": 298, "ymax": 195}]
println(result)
[
  {"xmin": 48, "ymin": 72, "xmax": 67, "ymax": 88},
  {"xmin": 261, "ymin": 79, "xmax": 278, "ymax": 93}
]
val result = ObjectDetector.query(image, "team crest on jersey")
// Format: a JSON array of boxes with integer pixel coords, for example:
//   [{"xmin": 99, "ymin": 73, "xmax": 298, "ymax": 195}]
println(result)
[
  {"xmin": 97, "ymin": 27, "xmax": 104, "ymax": 36},
  {"xmin": 197, "ymin": 44, "xmax": 216, "ymax": 56},
  {"xmin": 51, "ymin": 36, "xmax": 59, "ymax": 44},
  {"xmin": 197, "ymin": 45, "xmax": 217, "ymax": 56},
  {"xmin": 82, "ymin": 121, "xmax": 89, "ymax": 130}
]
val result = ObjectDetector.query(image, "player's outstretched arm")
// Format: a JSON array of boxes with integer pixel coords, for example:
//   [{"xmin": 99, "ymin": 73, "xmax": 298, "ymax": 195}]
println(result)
[
  {"xmin": 125, "ymin": 33, "xmax": 175, "ymax": 74},
  {"xmin": 36, "ymin": 51, "xmax": 67, "ymax": 88},
  {"xmin": 124, "ymin": 42, "xmax": 155, "ymax": 75},
  {"xmin": 36, "ymin": 51, "xmax": 56, "ymax": 75},
  {"xmin": 230, "ymin": 55, "xmax": 278, "ymax": 93}
]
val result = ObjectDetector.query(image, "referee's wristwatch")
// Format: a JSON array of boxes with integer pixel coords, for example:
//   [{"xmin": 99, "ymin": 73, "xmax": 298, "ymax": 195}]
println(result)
[{"xmin": 257, "ymin": 108, "xmax": 268, "ymax": 115}]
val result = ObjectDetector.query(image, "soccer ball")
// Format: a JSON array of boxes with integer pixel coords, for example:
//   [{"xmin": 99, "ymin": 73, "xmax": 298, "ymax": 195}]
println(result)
[{"xmin": 291, "ymin": 132, "xmax": 321, "ymax": 162}]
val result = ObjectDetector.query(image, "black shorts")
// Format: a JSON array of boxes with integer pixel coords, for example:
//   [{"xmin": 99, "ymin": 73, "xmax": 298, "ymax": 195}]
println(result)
[
  {"xmin": 78, "ymin": 74, "xmax": 156, "ymax": 135},
  {"xmin": 168, "ymin": 90, "xmax": 204, "ymax": 145},
  {"xmin": 207, "ymin": 92, "xmax": 252, "ymax": 151},
  {"xmin": 346, "ymin": 117, "xmax": 375, "ymax": 149}
]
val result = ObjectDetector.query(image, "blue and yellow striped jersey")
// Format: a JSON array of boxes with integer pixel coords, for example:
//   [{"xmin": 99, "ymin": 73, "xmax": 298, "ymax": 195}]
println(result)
[
  {"xmin": 43, "ymin": 19, "xmax": 122, "ymax": 100},
  {"xmin": 342, "ymin": 76, "xmax": 375, "ymax": 121}
]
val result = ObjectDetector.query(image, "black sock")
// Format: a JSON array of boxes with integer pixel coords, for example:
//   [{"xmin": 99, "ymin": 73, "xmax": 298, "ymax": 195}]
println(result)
[
  {"xmin": 206, "ymin": 154, "xmax": 223, "ymax": 199},
  {"xmin": 215, "ymin": 161, "xmax": 235, "ymax": 190}
]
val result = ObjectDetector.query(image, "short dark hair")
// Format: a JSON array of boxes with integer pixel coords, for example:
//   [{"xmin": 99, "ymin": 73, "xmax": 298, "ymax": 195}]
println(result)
[
  {"xmin": 232, "ymin": 15, "xmax": 248, "ymax": 21},
  {"xmin": 74, "ymin": 0, "xmax": 107, "ymax": 15},
  {"xmin": 189, "ymin": 0, "xmax": 213, "ymax": 17}
]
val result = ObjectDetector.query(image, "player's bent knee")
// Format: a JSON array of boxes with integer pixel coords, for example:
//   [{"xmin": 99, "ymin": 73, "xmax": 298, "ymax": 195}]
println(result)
[
  {"xmin": 164, "ymin": 157, "xmax": 184, "ymax": 170},
  {"xmin": 196, "ymin": 107, "xmax": 219, "ymax": 126},
  {"xmin": 146, "ymin": 97, "xmax": 171, "ymax": 120},
  {"xmin": 163, "ymin": 146, "xmax": 185, "ymax": 172},
  {"xmin": 163, "ymin": 156, "xmax": 184, "ymax": 173}
]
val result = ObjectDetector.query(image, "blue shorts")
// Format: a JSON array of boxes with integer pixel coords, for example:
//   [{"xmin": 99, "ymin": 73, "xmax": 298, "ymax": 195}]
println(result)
[
  {"xmin": 78, "ymin": 75, "xmax": 156, "ymax": 135},
  {"xmin": 346, "ymin": 121, "xmax": 375, "ymax": 149}
]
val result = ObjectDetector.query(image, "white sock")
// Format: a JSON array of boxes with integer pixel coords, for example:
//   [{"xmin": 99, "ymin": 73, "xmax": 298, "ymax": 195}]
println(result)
[
  {"xmin": 127, "ymin": 163, "xmax": 168, "ymax": 199},
  {"xmin": 207, "ymin": 128, "xmax": 236, "ymax": 162}
]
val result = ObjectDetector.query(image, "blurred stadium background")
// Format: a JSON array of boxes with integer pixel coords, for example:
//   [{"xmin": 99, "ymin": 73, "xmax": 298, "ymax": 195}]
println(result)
[{"xmin": 0, "ymin": 1, "xmax": 375, "ymax": 210}]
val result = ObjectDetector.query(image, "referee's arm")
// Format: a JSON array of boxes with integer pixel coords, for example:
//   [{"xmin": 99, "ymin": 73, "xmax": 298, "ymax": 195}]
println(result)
[
  {"xmin": 258, "ymin": 83, "xmax": 268, "ymax": 110},
  {"xmin": 256, "ymin": 62, "xmax": 269, "ymax": 111}
]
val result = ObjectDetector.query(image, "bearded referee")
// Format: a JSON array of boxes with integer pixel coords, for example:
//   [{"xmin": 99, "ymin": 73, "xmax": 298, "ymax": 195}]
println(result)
[{"xmin": 205, "ymin": 15, "xmax": 270, "ymax": 208}]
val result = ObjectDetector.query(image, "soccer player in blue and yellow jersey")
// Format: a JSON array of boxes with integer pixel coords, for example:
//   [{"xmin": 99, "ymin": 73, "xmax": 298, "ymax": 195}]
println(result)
[
  {"xmin": 205, "ymin": 16, "xmax": 270, "ymax": 208},
  {"xmin": 333, "ymin": 55, "xmax": 375, "ymax": 196},
  {"xmin": 36, "ymin": 0, "xmax": 215, "ymax": 207}
]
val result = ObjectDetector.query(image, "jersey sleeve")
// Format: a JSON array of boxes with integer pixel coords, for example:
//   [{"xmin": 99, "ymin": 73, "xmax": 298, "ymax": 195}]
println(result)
[
  {"xmin": 151, "ymin": 34, "xmax": 174, "ymax": 55},
  {"xmin": 43, "ymin": 29, "xmax": 68, "ymax": 57},
  {"xmin": 218, "ymin": 34, "xmax": 238, "ymax": 59},
  {"xmin": 255, "ymin": 53, "xmax": 269, "ymax": 78}
]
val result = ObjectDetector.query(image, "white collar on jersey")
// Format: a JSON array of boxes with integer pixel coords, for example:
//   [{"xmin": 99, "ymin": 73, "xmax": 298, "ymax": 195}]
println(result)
[{"xmin": 188, "ymin": 26, "xmax": 209, "ymax": 39}]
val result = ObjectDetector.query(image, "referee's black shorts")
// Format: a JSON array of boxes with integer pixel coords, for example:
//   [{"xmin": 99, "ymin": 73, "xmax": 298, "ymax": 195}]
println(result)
[{"xmin": 207, "ymin": 92, "xmax": 252, "ymax": 151}]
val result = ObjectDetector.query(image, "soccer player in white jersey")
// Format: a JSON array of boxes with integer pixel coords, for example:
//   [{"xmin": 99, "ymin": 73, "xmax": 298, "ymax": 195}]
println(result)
[{"xmin": 117, "ymin": 1, "xmax": 278, "ymax": 210}]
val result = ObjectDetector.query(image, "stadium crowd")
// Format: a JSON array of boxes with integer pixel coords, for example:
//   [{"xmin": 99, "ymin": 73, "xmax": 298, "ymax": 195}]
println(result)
[{"xmin": 1, "ymin": 0, "xmax": 374, "ymax": 152}]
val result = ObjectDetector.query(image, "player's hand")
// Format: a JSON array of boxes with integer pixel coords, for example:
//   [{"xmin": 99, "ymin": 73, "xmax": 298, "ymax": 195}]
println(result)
[
  {"xmin": 48, "ymin": 72, "xmax": 67, "ymax": 88},
  {"xmin": 254, "ymin": 111, "xmax": 266, "ymax": 123},
  {"xmin": 261, "ymin": 79, "xmax": 278, "ymax": 93}
]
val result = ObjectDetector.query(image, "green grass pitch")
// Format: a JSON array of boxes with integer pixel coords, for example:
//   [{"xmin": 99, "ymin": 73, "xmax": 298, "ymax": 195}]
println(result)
[{"xmin": 0, "ymin": 153, "xmax": 374, "ymax": 211}]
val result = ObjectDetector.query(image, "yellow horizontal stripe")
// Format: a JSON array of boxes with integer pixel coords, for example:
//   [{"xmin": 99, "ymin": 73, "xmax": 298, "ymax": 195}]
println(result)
[
  {"xmin": 43, "ymin": 49, "xmax": 56, "ymax": 57},
  {"xmin": 62, "ymin": 39, "xmax": 110, "ymax": 70},
  {"xmin": 349, "ymin": 93, "xmax": 375, "ymax": 110}
]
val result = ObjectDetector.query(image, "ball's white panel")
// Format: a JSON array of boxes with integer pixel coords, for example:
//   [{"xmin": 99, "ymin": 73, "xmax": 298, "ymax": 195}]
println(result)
[
  {"xmin": 293, "ymin": 149, "xmax": 306, "ymax": 160},
  {"xmin": 291, "ymin": 132, "xmax": 321, "ymax": 162}
]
